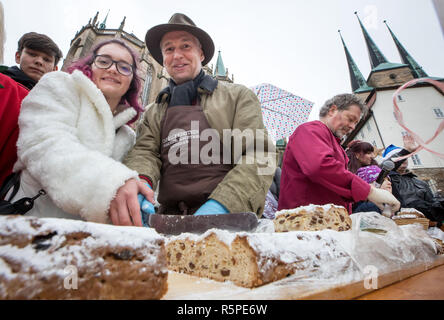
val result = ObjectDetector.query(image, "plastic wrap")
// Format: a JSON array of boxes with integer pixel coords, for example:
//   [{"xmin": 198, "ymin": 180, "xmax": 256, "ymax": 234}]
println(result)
[{"xmin": 348, "ymin": 212, "xmax": 437, "ymax": 275}]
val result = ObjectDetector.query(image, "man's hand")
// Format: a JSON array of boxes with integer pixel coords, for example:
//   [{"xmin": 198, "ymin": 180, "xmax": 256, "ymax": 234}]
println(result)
[
  {"xmin": 380, "ymin": 178, "xmax": 392, "ymax": 193},
  {"xmin": 367, "ymin": 186, "xmax": 400, "ymax": 213},
  {"xmin": 109, "ymin": 179, "xmax": 155, "ymax": 226},
  {"xmin": 194, "ymin": 199, "xmax": 229, "ymax": 216},
  {"xmin": 402, "ymin": 134, "xmax": 418, "ymax": 153}
]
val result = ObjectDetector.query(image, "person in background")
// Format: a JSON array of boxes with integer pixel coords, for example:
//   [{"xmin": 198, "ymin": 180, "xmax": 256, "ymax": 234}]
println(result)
[
  {"xmin": 0, "ymin": 1, "xmax": 4, "ymax": 63},
  {"xmin": 278, "ymin": 93, "xmax": 400, "ymax": 214},
  {"xmin": 7, "ymin": 39, "xmax": 147, "ymax": 224},
  {"xmin": 0, "ymin": 3, "xmax": 30, "ymax": 188},
  {"xmin": 381, "ymin": 134, "xmax": 418, "ymax": 171},
  {"xmin": 1, "ymin": 32, "xmax": 62, "ymax": 89},
  {"xmin": 263, "ymin": 167, "xmax": 281, "ymax": 219},
  {"xmin": 0, "ymin": 31, "xmax": 62, "ymax": 187},
  {"xmin": 116, "ymin": 13, "xmax": 276, "ymax": 226},
  {"xmin": 345, "ymin": 140, "xmax": 391, "ymax": 214},
  {"xmin": 352, "ymin": 165, "xmax": 393, "ymax": 213},
  {"xmin": 388, "ymin": 155, "xmax": 444, "ymax": 227},
  {"xmin": 346, "ymin": 140, "xmax": 378, "ymax": 174}
]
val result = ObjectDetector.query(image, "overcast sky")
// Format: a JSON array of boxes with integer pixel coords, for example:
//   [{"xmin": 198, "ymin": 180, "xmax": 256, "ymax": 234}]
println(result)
[{"xmin": 2, "ymin": 0, "xmax": 444, "ymax": 120}]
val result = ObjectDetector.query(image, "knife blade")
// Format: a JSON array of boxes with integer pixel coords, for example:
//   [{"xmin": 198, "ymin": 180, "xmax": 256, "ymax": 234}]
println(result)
[{"xmin": 148, "ymin": 212, "xmax": 258, "ymax": 235}]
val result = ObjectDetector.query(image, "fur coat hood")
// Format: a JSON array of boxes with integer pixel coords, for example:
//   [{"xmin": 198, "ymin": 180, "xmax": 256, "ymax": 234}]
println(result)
[{"xmin": 14, "ymin": 70, "xmax": 139, "ymax": 223}]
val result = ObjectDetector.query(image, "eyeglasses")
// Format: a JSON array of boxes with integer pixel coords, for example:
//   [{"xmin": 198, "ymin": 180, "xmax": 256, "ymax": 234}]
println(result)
[{"xmin": 93, "ymin": 55, "xmax": 134, "ymax": 76}]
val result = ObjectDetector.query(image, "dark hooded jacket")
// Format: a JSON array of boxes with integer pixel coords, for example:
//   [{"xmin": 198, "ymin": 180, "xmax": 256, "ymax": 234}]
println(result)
[
  {"xmin": 0, "ymin": 66, "xmax": 36, "ymax": 90},
  {"xmin": 389, "ymin": 170, "xmax": 444, "ymax": 224}
]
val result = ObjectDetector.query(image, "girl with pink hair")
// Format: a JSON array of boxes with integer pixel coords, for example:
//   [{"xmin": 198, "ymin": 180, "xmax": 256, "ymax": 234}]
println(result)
[{"xmin": 7, "ymin": 39, "xmax": 152, "ymax": 225}]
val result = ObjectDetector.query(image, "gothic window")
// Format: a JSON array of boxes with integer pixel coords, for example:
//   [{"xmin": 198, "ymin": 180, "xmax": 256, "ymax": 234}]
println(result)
[{"xmin": 142, "ymin": 64, "xmax": 153, "ymax": 107}]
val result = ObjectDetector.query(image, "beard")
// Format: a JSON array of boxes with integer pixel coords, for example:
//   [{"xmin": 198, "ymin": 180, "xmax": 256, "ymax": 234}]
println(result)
[{"xmin": 332, "ymin": 128, "xmax": 348, "ymax": 139}]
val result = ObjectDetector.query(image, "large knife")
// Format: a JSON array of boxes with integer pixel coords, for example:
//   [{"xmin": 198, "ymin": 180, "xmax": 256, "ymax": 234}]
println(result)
[{"xmin": 147, "ymin": 212, "xmax": 258, "ymax": 235}]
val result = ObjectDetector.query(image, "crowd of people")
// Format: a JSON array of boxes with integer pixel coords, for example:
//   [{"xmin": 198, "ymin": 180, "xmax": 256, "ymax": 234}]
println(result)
[
  {"xmin": 344, "ymin": 138, "xmax": 444, "ymax": 227},
  {"xmin": 0, "ymin": 7, "xmax": 443, "ymax": 230}
]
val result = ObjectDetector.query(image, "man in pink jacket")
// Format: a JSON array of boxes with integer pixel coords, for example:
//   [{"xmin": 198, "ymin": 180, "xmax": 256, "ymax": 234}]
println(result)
[{"xmin": 278, "ymin": 93, "xmax": 400, "ymax": 214}]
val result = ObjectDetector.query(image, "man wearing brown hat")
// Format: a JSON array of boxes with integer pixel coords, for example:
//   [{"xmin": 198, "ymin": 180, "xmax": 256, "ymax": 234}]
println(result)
[{"xmin": 109, "ymin": 13, "xmax": 276, "ymax": 227}]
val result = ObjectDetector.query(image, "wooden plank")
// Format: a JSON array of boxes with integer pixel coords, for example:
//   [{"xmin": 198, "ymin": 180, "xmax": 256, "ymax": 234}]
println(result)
[
  {"xmin": 357, "ymin": 264, "xmax": 444, "ymax": 299},
  {"xmin": 304, "ymin": 255, "xmax": 444, "ymax": 299},
  {"xmin": 162, "ymin": 255, "xmax": 444, "ymax": 300}
]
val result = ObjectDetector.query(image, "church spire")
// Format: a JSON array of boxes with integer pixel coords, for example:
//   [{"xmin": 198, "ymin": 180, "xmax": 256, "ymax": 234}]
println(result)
[
  {"xmin": 338, "ymin": 30, "xmax": 373, "ymax": 93},
  {"xmin": 99, "ymin": 10, "xmax": 110, "ymax": 29},
  {"xmin": 355, "ymin": 11, "xmax": 388, "ymax": 69},
  {"xmin": 119, "ymin": 16, "xmax": 126, "ymax": 30},
  {"xmin": 92, "ymin": 11, "xmax": 99, "ymax": 26},
  {"xmin": 214, "ymin": 50, "xmax": 227, "ymax": 77},
  {"xmin": 383, "ymin": 20, "xmax": 428, "ymax": 78}
]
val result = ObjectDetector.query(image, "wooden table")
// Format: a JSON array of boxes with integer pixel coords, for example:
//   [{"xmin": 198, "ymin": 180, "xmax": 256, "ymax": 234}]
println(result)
[
  {"xmin": 163, "ymin": 255, "xmax": 444, "ymax": 300},
  {"xmin": 356, "ymin": 264, "xmax": 444, "ymax": 299}
]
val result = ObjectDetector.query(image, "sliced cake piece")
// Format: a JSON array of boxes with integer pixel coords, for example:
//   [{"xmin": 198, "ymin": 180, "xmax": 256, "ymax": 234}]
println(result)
[
  {"xmin": 274, "ymin": 204, "xmax": 352, "ymax": 232},
  {"xmin": 166, "ymin": 228, "xmax": 354, "ymax": 288},
  {"xmin": 0, "ymin": 215, "xmax": 168, "ymax": 299}
]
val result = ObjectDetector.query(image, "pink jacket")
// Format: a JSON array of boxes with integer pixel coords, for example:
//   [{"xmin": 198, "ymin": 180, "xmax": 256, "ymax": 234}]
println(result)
[{"xmin": 278, "ymin": 121, "xmax": 371, "ymax": 213}]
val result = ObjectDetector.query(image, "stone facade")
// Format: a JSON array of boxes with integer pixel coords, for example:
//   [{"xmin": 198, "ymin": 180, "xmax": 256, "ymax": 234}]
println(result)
[{"xmin": 411, "ymin": 168, "xmax": 444, "ymax": 197}]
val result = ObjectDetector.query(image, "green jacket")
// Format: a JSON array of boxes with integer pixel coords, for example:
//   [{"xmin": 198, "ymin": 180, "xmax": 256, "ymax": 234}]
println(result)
[{"xmin": 123, "ymin": 79, "xmax": 277, "ymax": 217}]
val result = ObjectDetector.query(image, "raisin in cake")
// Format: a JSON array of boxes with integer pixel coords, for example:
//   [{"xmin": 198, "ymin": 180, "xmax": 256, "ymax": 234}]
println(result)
[
  {"xmin": 166, "ymin": 228, "xmax": 353, "ymax": 288},
  {"xmin": 0, "ymin": 215, "xmax": 168, "ymax": 299},
  {"xmin": 274, "ymin": 204, "xmax": 351, "ymax": 232}
]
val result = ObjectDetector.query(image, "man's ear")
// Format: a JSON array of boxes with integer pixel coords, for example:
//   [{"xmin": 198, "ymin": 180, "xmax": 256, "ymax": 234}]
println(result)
[
  {"xmin": 15, "ymin": 51, "xmax": 21, "ymax": 64},
  {"xmin": 200, "ymin": 48, "xmax": 205, "ymax": 63},
  {"xmin": 328, "ymin": 104, "xmax": 338, "ymax": 116},
  {"xmin": 53, "ymin": 65, "xmax": 58, "ymax": 71}
]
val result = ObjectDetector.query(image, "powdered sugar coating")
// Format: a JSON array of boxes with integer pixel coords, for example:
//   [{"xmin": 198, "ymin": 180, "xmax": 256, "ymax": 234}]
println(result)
[
  {"xmin": 274, "ymin": 203, "xmax": 342, "ymax": 218},
  {"xmin": 167, "ymin": 228, "xmax": 355, "ymax": 278},
  {"xmin": 0, "ymin": 216, "xmax": 166, "ymax": 282},
  {"xmin": 393, "ymin": 214, "xmax": 421, "ymax": 220},
  {"xmin": 399, "ymin": 208, "xmax": 425, "ymax": 216}
]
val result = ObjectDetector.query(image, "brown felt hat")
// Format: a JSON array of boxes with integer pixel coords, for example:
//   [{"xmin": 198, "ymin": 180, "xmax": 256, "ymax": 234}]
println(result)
[{"xmin": 145, "ymin": 13, "xmax": 215, "ymax": 66}]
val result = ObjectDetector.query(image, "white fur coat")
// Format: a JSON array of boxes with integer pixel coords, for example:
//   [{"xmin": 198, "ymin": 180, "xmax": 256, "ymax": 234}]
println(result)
[{"xmin": 13, "ymin": 70, "xmax": 139, "ymax": 223}]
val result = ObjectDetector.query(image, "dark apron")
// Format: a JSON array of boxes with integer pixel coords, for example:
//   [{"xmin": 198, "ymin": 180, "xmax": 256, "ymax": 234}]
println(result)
[{"xmin": 158, "ymin": 103, "xmax": 233, "ymax": 215}]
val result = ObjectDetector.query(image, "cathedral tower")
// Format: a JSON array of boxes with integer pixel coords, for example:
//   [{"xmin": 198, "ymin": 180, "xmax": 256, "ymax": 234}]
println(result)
[{"xmin": 354, "ymin": 12, "xmax": 414, "ymax": 90}]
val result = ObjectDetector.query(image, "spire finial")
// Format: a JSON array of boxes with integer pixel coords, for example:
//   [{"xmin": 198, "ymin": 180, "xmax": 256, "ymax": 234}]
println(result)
[
  {"xmin": 119, "ymin": 16, "xmax": 126, "ymax": 30},
  {"xmin": 99, "ymin": 9, "xmax": 110, "ymax": 29},
  {"xmin": 338, "ymin": 28, "xmax": 373, "ymax": 93},
  {"xmin": 384, "ymin": 20, "xmax": 428, "ymax": 78},
  {"xmin": 355, "ymin": 10, "xmax": 389, "ymax": 69},
  {"xmin": 214, "ymin": 49, "xmax": 227, "ymax": 77},
  {"xmin": 92, "ymin": 11, "xmax": 99, "ymax": 26}
]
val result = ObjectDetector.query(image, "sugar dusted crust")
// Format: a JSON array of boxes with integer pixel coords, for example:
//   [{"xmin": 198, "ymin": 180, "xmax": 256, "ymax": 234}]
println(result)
[
  {"xmin": 396, "ymin": 208, "xmax": 425, "ymax": 218},
  {"xmin": 166, "ymin": 228, "xmax": 353, "ymax": 288},
  {"xmin": 0, "ymin": 215, "xmax": 168, "ymax": 299},
  {"xmin": 392, "ymin": 214, "xmax": 420, "ymax": 220},
  {"xmin": 274, "ymin": 204, "xmax": 351, "ymax": 232}
]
